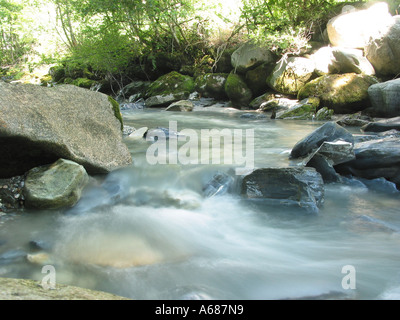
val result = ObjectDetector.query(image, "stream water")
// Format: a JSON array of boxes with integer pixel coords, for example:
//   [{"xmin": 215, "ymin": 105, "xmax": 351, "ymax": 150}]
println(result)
[{"xmin": 1, "ymin": 101, "xmax": 400, "ymax": 300}]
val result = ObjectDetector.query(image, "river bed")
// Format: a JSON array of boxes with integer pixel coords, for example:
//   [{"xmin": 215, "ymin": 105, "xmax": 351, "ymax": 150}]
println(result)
[{"xmin": 1, "ymin": 104, "xmax": 400, "ymax": 300}]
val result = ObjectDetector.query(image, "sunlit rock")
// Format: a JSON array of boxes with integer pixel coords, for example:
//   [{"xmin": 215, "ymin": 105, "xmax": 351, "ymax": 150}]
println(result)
[
  {"xmin": 194, "ymin": 73, "xmax": 229, "ymax": 100},
  {"xmin": 297, "ymin": 73, "xmax": 378, "ymax": 114},
  {"xmin": 166, "ymin": 100, "xmax": 194, "ymax": 112},
  {"xmin": 267, "ymin": 57, "xmax": 316, "ymax": 95},
  {"xmin": 327, "ymin": 2, "xmax": 393, "ymax": 48},
  {"xmin": 365, "ymin": 16, "xmax": 400, "ymax": 76}
]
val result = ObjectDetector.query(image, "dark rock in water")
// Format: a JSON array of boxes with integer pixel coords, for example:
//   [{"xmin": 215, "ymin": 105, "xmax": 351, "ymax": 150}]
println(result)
[
  {"xmin": 362, "ymin": 117, "xmax": 400, "ymax": 133},
  {"xmin": 241, "ymin": 167, "xmax": 324, "ymax": 213},
  {"xmin": 290, "ymin": 122, "xmax": 354, "ymax": 159},
  {"xmin": 306, "ymin": 154, "xmax": 341, "ymax": 183},
  {"xmin": 203, "ymin": 172, "xmax": 235, "ymax": 198},
  {"xmin": 356, "ymin": 177, "xmax": 399, "ymax": 194},
  {"xmin": 335, "ymin": 136, "xmax": 400, "ymax": 188},
  {"xmin": 0, "ymin": 82, "xmax": 132, "ymax": 178},
  {"xmin": 29, "ymin": 240, "xmax": 53, "ymax": 252},
  {"xmin": 0, "ymin": 249, "xmax": 26, "ymax": 264},
  {"xmin": 239, "ymin": 113, "xmax": 267, "ymax": 120}
]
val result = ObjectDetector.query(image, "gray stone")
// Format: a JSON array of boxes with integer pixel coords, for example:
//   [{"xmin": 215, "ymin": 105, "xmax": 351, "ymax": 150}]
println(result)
[
  {"xmin": 23, "ymin": 159, "xmax": 89, "ymax": 210},
  {"xmin": 165, "ymin": 100, "xmax": 194, "ymax": 112},
  {"xmin": 290, "ymin": 122, "xmax": 354, "ymax": 159},
  {"xmin": 306, "ymin": 154, "xmax": 341, "ymax": 183},
  {"xmin": 267, "ymin": 57, "xmax": 316, "ymax": 95},
  {"xmin": 145, "ymin": 92, "xmax": 189, "ymax": 108},
  {"xmin": 194, "ymin": 73, "xmax": 229, "ymax": 99},
  {"xmin": 367, "ymin": 79, "xmax": 400, "ymax": 117},
  {"xmin": 0, "ymin": 82, "xmax": 132, "ymax": 178},
  {"xmin": 365, "ymin": 16, "xmax": 400, "ymax": 76},
  {"xmin": 362, "ymin": 117, "xmax": 400, "ymax": 133},
  {"xmin": 203, "ymin": 172, "xmax": 235, "ymax": 198},
  {"xmin": 241, "ymin": 167, "xmax": 324, "ymax": 213},
  {"xmin": 336, "ymin": 136, "xmax": 400, "ymax": 187},
  {"xmin": 231, "ymin": 41, "xmax": 276, "ymax": 74},
  {"xmin": 276, "ymin": 97, "xmax": 320, "ymax": 120}
]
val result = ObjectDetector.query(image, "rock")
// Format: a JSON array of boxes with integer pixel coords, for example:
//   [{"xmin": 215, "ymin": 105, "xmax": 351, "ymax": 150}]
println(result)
[
  {"xmin": 276, "ymin": 97, "xmax": 320, "ymax": 120},
  {"xmin": 23, "ymin": 159, "xmax": 89, "ymax": 210},
  {"xmin": 231, "ymin": 41, "xmax": 276, "ymax": 74},
  {"xmin": 245, "ymin": 62, "xmax": 275, "ymax": 96},
  {"xmin": 315, "ymin": 107, "xmax": 334, "ymax": 121},
  {"xmin": 165, "ymin": 100, "xmax": 194, "ymax": 112},
  {"xmin": 26, "ymin": 252, "xmax": 52, "ymax": 265},
  {"xmin": 290, "ymin": 122, "xmax": 354, "ymax": 159},
  {"xmin": 257, "ymin": 97, "xmax": 298, "ymax": 113},
  {"xmin": 298, "ymin": 73, "xmax": 378, "ymax": 114},
  {"xmin": 267, "ymin": 57, "xmax": 316, "ymax": 95},
  {"xmin": 311, "ymin": 46, "xmax": 375, "ymax": 76},
  {"xmin": 224, "ymin": 73, "xmax": 253, "ymax": 108},
  {"xmin": 335, "ymin": 135, "xmax": 400, "ymax": 187},
  {"xmin": 327, "ymin": 2, "xmax": 393, "ymax": 48},
  {"xmin": 0, "ymin": 82, "xmax": 132, "ymax": 178},
  {"xmin": 365, "ymin": 16, "xmax": 400, "ymax": 76},
  {"xmin": 194, "ymin": 73, "xmax": 229, "ymax": 99},
  {"xmin": 362, "ymin": 117, "xmax": 400, "ymax": 133},
  {"xmin": 145, "ymin": 71, "xmax": 195, "ymax": 107},
  {"xmin": 203, "ymin": 172, "xmax": 235, "ymax": 198},
  {"xmin": 336, "ymin": 112, "xmax": 372, "ymax": 127},
  {"xmin": 127, "ymin": 127, "xmax": 149, "ymax": 140},
  {"xmin": 304, "ymin": 140, "xmax": 355, "ymax": 183},
  {"xmin": 145, "ymin": 92, "xmax": 189, "ymax": 108},
  {"xmin": 0, "ymin": 277, "xmax": 129, "ymax": 300},
  {"xmin": 241, "ymin": 167, "xmax": 324, "ymax": 213},
  {"xmin": 115, "ymin": 81, "xmax": 150, "ymax": 103},
  {"xmin": 367, "ymin": 79, "xmax": 400, "ymax": 117},
  {"xmin": 249, "ymin": 92, "xmax": 282, "ymax": 110}
]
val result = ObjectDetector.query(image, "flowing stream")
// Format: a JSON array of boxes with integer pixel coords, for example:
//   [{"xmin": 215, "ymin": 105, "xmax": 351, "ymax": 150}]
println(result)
[{"xmin": 1, "ymin": 102, "xmax": 400, "ymax": 300}]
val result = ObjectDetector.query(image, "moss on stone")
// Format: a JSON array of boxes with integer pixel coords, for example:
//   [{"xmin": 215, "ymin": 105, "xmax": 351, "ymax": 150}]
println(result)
[
  {"xmin": 72, "ymin": 78, "xmax": 96, "ymax": 89},
  {"xmin": 225, "ymin": 73, "xmax": 253, "ymax": 108},
  {"xmin": 146, "ymin": 71, "xmax": 195, "ymax": 98},
  {"xmin": 108, "ymin": 96, "xmax": 124, "ymax": 131}
]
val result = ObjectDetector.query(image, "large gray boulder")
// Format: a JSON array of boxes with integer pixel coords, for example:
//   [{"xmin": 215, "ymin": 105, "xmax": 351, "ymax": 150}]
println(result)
[
  {"xmin": 231, "ymin": 41, "xmax": 276, "ymax": 74},
  {"xmin": 367, "ymin": 79, "xmax": 400, "ymax": 117},
  {"xmin": 336, "ymin": 136, "xmax": 400, "ymax": 188},
  {"xmin": 290, "ymin": 122, "xmax": 354, "ymax": 159},
  {"xmin": 23, "ymin": 159, "xmax": 89, "ymax": 210},
  {"xmin": 365, "ymin": 15, "xmax": 400, "ymax": 76},
  {"xmin": 241, "ymin": 167, "xmax": 324, "ymax": 213},
  {"xmin": 327, "ymin": 3, "xmax": 393, "ymax": 49},
  {"xmin": 0, "ymin": 82, "xmax": 132, "ymax": 178}
]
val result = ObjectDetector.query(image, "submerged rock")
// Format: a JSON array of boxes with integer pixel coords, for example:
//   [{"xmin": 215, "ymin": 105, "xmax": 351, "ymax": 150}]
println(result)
[
  {"xmin": 23, "ymin": 159, "xmax": 89, "ymax": 210},
  {"xmin": 241, "ymin": 167, "xmax": 324, "ymax": 213},
  {"xmin": 0, "ymin": 82, "xmax": 132, "ymax": 178},
  {"xmin": 203, "ymin": 172, "xmax": 236, "ymax": 198}
]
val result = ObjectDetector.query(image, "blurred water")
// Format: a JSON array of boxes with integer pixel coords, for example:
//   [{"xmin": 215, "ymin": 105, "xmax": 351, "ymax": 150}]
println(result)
[{"xmin": 0, "ymin": 106, "xmax": 399, "ymax": 300}]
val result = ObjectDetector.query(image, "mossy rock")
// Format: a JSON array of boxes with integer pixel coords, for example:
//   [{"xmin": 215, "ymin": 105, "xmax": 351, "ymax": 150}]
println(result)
[
  {"xmin": 108, "ymin": 96, "xmax": 124, "ymax": 131},
  {"xmin": 245, "ymin": 62, "xmax": 275, "ymax": 97},
  {"xmin": 194, "ymin": 73, "xmax": 229, "ymax": 99},
  {"xmin": 72, "ymin": 78, "xmax": 97, "ymax": 89},
  {"xmin": 146, "ymin": 71, "xmax": 195, "ymax": 98},
  {"xmin": 225, "ymin": 73, "xmax": 253, "ymax": 108},
  {"xmin": 49, "ymin": 65, "xmax": 65, "ymax": 83},
  {"xmin": 298, "ymin": 73, "xmax": 379, "ymax": 114},
  {"xmin": 276, "ymin": 97, "xmax": 320, "ymax": 120}
]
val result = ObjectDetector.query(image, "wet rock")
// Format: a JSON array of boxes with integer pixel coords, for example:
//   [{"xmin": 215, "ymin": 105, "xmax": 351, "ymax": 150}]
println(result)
[
  {"xmin": 306, "ymin": 154, "xmax": 341, "ymax": 183},
  {"xmin": 23, "ymin": 159, "xmax": 89, "ymax": 210},
  {"xmin": 0, "ymin": 249, "xmax": 27, "ymax": 264},
  {"xmin": 275, "ymin": 97, "xmax": 320, "ymax": 120},
  {"xmin": 0, "ymin": 82, "xmax": 132, "ymax": 178},
  {"xmin": 145, "ymin": 92, "xmax": 189, "ymax": 108},
  {"xmin": 241, "ymin": 167, "xmax": 324, "ymax": 213},
  {"xmin": 336, "ymin": 112, "xmax": 372, "ymax": 127},
  {"xmin": 315, "ymin": 107, "xmax": 334, "ymax": 121},
  {"xmin": 361, "ymin": 117, "xmax": 400, "ymax": 133},
  {"xmin": 203, "ymin": 172, "xmax": 236, "ymax": 198},
  {"xmin": 0, "ymin": 175, "xmax": 26, "ymax": 211},
  {"xmin": 115, "ymin": 81, "xmax": 150, "ymax": 103},
  {"xmin": 290, "ymin": 122, "xmax": 354, "ymax": 159},
  {"xmin": 335, "ymin": 135, "xmax": 400, "ymax": 188},
  {"xmin": 126, "ymin": 127, "xmax": 149, "ymax": 140},
  {"xmin": 367, "ymin": 79, "xmax": 400, "ymax": 117}
]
